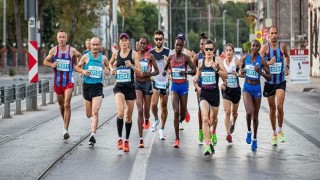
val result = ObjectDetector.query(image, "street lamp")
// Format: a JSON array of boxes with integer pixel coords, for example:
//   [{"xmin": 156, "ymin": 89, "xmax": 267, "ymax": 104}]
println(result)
[{"xmin": 223, "ymin": 10, "xmax": 227, "ymax": 46}]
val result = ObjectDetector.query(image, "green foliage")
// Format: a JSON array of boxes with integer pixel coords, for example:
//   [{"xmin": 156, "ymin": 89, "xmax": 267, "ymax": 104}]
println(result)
[
  {"xmin": 9, "ymin": 68, "xmax": 16, "ymax": 76},
  {"xmin": 188, "ymin": 29, "xmax": 200, "ymax": 53}
]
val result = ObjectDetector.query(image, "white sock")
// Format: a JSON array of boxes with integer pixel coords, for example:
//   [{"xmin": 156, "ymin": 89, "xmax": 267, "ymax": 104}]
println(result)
[
  {"xmin": 273, "ymin": 130, "xmax": 277, "ymax": 135},
  {"xmin": 278, "ymin": 127, "xmax": 282, "ymax": 132}
]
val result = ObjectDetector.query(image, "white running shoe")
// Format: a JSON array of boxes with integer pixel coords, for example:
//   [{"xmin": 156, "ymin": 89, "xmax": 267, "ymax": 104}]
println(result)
[
  {"xmin": 63, "ymin": 130, "xmax": 70, "ymax": 140},
  {"xmin": 159, "ymin": 129, "xmax": 166, "ymax": 140},
  {"xmin": 151, "ymin": 120, "xmax": 160, "ymax": 132},
  {"xmin": 179, "ymin": 122, "xmax": 184, "ymax": 130}
]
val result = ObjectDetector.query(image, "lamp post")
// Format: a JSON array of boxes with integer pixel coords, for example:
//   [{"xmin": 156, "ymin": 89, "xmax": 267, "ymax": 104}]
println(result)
[
  {"xmin": 237, "ymin": 18, "xmax": 240, "ymax": 47},
  {"xmin": 223, "ymin": 10, "xmax": 227, "ymax": 46}
]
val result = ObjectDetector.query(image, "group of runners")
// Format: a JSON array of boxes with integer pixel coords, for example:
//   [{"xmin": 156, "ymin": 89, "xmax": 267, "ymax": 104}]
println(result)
[{"xmin": 43, "ymin": 25, "xmax": 290, "ymax": 156}]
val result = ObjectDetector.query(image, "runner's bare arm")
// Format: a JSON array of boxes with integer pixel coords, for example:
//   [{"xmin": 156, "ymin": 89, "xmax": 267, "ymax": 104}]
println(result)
[
  {"xmin": 282, "ymin": 43, "xmax": 290, "ymax": 75},
  {"xmin": 216, "ymin": 57, "xmax": 228, "ymax": 80},
  {"xmin": 162, "ymin": 55, "xmax": 172, "ymax": 76},
  {"xmin": 260, "ymin": 57, "xmax": 271, "ymax": 81},
  {"xmin": 43, "ymin": 48, "xmax": 57, "ymax": 68},
  {"xmin": 149, "ymin": 54, "xmax": 159, "ymax": 77},
  {"xmin": 75, "ymin": 54, "xmax": 90, "ymax": 76},
  {"xmin": 109, "ymin": 52, "xmax": 117, "ymax": 75},
  {"xmin": 130, "ymin": 50, "xmax": 142, "ymax": 76},
  {"xmin": 71, "ymin": 47, "xmax": 82, "ymax": 63},
  {"xmin": 185, "ymin": 55, "xmax": 196, "ymax": 76}
]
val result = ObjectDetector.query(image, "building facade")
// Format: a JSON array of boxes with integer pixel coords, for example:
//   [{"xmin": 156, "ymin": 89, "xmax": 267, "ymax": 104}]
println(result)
[{"xmin": 308, "ymin": 0, "xmax": 320, "ymax": 77}]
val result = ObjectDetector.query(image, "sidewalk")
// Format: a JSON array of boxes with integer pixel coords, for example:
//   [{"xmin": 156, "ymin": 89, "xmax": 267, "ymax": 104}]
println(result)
[{"xmin": 286, "ymin": 75, "xmax": 320, "ymax": 94}]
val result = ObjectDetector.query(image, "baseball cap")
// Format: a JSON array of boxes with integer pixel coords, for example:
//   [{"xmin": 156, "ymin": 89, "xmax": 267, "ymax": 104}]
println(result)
[
  {"xmin": 176, "ymin": 33, "xmax": 185, "ymax": 41},
  {"xmin": 119, "ymin": 33, "xmax": 130, "ymax": 40}
]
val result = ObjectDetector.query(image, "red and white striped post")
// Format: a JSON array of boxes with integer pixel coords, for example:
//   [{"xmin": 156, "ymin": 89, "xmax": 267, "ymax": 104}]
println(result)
[{"xmin": 28, "ymin": 41, "xmax": 38, "ymax": 83}]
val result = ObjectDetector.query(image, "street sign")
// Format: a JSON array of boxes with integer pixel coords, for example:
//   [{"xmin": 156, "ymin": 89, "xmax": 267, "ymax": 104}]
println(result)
[
  {"xmin": 255, "ymin": 30, "xmax": 262, "ymax": 44},
  {"xmin": 29, "ymin": 17, "xmax": 35, "ymax": 28},
  {"xmin": 289, "ymin": 49, "xmax": 310, "ymax": 84}
]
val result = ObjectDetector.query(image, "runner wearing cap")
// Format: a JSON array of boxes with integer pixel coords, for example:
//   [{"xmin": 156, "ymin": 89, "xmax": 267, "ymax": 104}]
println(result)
[
  {"xmin": 162, "ymin": 35, "xmax": 196, "ymax": 148},
  {"xmin": 109, "ymin": 32, "xmax": 141, "ymax": 152}
]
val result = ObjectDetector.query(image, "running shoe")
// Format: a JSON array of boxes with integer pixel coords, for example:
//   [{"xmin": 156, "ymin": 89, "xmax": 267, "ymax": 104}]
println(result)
[
  {"xmin": 124, "ymin": 140, "xmax": 130, "ymax": 152},
  {"xmin": 251, "ymin": 139, "xmax": 257, "ymax": 151},
  {"xmin": 211, "ymin": 133, "xmax": 217, "ymax": 146},
  {"xmin": 173, "ymin": 138, "xmax": 180, "ymax": 148},
  {"xmin": 185, "ymin": 110, "xmax": 190, "ymax": 123},
  {"xmin": 159, "ymin": 129, "xmax": 166, "ymax": 140},
  {"xmin": 278, "ymin": 131, "xmax": 286, "ymax": 143},
  {"xmin": 117, "ymin": 139, "xmax": 123, "ymax": 150},
  {"xmin": 138, "ymin": 139, "xmax": 144, "ymax": 148},
  {"xmin": 246, "ymin": 131, "xmax": 252, "ymax": 144},
  {"xmin": 226, "ymin": 134, "xmax": 232, "ymax": 143},
  {"xmin": 210, "ymin": 144, "xmax": 215, "ymax": 154},
  {"xmin": 179, "ymin": 122, "xmax": 184, "ymax": 130},
  {"xmin": 198, "ymin": 129, "xmax": 204, "ymax": 143},
  {"xmin": 88, "ymin": 134, "xmax": 96, "ymax": 146},
  {"xmin": 151, "ymin": 120, "xmax": 160, "ymax": 132},
  {"xmin": 63, "ymin": 130, "xmax": 70, "ymax": 140},
  {"xmin": 271, "ymin": 135, "xmax": 278, "ymax": 146},
  {"xmin": 204, "ymin": 145, "xmax": 212, "ymax": 156},
  {"xmin": 230, "ymin": 123, "xmax": 235, "ymax": 134},
  {"xmin": 143, "ymin": 119, "xmax": 150, "ymax": 129}
]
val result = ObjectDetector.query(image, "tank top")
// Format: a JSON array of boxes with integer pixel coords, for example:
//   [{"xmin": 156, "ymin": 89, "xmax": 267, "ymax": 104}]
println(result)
[
  {"xmin": 244, "ymin": 54, "xmax": 262, "ymax": 81},
  {"xmin": 201, "ymin": 57, "xmax": 219, "ymax": 90},
  {"xmin": 223, "ymin": 57, "xmax": 239, "ymax": 88},
  {"xmin": 115, "ymin": 49, "xmax": 134, "ymax": 86},
  {"xmin": 149, "ymin": 47, "xmax": 170, "ymax": 89},
  {"xmin": 265, "ymin": 42, "xmax": 285, "ymax": 84},
  {"xmin": 82, "ymin": 52, "xmax": 103, "ymax": 84},
  {"xmin": 171, "ymin": 54, "xmax": 187, "ymax": 84},
  {"xmin": 53, "ymin": 45, "xmax": 74, "ymax": 87}
]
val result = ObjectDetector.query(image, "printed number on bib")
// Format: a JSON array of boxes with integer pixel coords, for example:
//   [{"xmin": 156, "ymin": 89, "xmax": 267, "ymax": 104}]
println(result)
[
  {"xmin": 245, "ymin": 65, "xmax": 259, "ymax": 79},
  {"xmin": 201, "ymin": 70, "xmax": 216, "ymax": 85},
  {"xmin": 140, "ymin": 60, "xmax": 149, "ymax": 72},
  {"xmin": 269, "ymin": 62, "xmax": 282, "ymax": 74},
  {"xmin": 56, "ymin": 59, "xmax": 70, "ymax": 71},
  {"xmin": 116, "ymin": 67, "xmax": 131, "ymax": 82},
  {"xmin": 172, "ymin": 67, "xmax": 185, "ymax": 80},
  {"xmin": 227, "ymin": 74, "xmax": 238, "ymax": 88},
  {"xmin": 88, "ymin": 66, "xmax": 103, "ymax": 78},
  {"xmin": 155, "ymin": 81, "xmax": 167, "ymax": 89}
]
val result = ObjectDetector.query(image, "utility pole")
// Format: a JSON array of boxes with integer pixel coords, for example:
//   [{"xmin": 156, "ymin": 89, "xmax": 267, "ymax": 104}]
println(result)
[
  {"xmin": 223, "ymin": 10, "xmax": 227, "ymax": 46},
  {"xmin": 290, "ymin": 0, "xmax": 294, "ymax": 48},
  {"xmin": 185, "ymin": 0, "xmax": 188, "ymax": 48},
  {"xmin": 3, "ymin": 0, "xmax": 6, "ymax": 46},
  {"xmin": 257, "ymin": 0, "xmax": 260, "ymax": 30},
  {"xmin": 208, "ymin": 5, "xmax": 211, "ymax": 39},
  {"xmin": 158, "ymin": 0, "xmax": 160, "ymax": 29},
  {"xmin": 169, "ymin": 0, "xmax": 172, "ymax": 49},
  {"xmin": 237, "ymin": 19, "xmax": 240, "ymax": 47},
  {"xmin": 112, "ymin": 0, "xmax": 118, "ymax": 44}
]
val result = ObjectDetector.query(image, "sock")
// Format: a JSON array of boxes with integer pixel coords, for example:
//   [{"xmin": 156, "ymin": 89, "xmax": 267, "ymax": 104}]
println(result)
[
  {"xmin": 212, "ymin": 130, "xmax": 216, "ymax": 134},
  {"xmin": 91, "ymin": 132, "xmax": 95, "ymax": 136},
  {"xmin": 117, "ymin": 117, "xmax": 124, "ymax": 138},
  {"xmin": 140, "ymin": 137, "xmax": 143, "ymax": 140},
  {"xmin": 278, "ymin": 127, "xmax": 282, "ymax": 132},
  {"xmin": 125, "ymin": 122, "xmax": 132, "ymax": 139}
]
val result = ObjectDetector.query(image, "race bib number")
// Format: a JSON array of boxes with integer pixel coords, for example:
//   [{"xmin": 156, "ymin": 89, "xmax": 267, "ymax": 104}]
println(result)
[
  {"xmin": 116, "ymin": 67, "xmax": 131, "ymax": 82},
  {"xmin": 172, "ymin": 67, "xmax": 185, "ymax": 80},
  {"xmin": 269, "ymin": 62, "xmax": 282, "ymax": 74},
  {"xmin": 56, "ymin": 59, "xmax": 70, "ymax": 72},
  {"xmin": 227, "ymin": 74, "xmax": 238, "ymax": 88},
  {"xmin": 245, "ymin": 64, "xmax": 259, "ymax": 79},
  {"xmin": 155, "ymin": 81, "xmax": 167, "ymax": 89},
  {"xmin": 88, "ymin": 66, "xmax": 103, "ymax": 78},
  {"xmin": 201, "ymin": 70, "xmax": 216, "ymax": 85},
  {"xmin": 140, "ymin": 60, "xmax": 149, "ymax": 72}
]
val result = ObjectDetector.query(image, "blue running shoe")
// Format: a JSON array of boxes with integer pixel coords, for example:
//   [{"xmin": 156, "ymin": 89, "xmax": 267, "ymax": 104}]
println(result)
[
  {"xmin": 251, "ymin": 139, "xmax": 257, "ymax": 151},
  {"xmin": 246, "ymin": 131, "xmax": 252, "ymax": 144}
]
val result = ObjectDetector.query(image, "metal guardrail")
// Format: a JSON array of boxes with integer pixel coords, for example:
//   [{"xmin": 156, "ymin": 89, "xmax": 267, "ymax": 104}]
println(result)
[{"xmin": 0, "ymin": 75, "xmax": 115, "ymax": 119}]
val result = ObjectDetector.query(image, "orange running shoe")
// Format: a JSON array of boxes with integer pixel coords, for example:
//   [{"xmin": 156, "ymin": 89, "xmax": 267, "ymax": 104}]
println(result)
[
  {"xmin": 173, "ymin": 138, "xmax": 180, "ymax": 148},
  {"xmin": 143, "ymin": 119, "xmax": 150, "ymax": 129},
  {"xmin": 185, "ymin": 110, "xmax": 190, "ymax": 123},
  {"xmin": 123, "ymin": 140, "xmax": 130, "ymax": 152},
  {"xmin": 117, "ymin": 139, "xmax": 123, "ymax": 150},
  {"xmin": 138, "ymin": 139, "xmax": 144, "ymax": 148}
]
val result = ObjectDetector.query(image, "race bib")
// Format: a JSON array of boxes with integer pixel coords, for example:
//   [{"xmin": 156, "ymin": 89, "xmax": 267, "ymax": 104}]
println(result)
[
  {"xmin": 171, "ymin": 67, "xmax": 185, "ymax": 80},
  {"xmin": 116, "ymin": 67, "xmax": 131, "ymax": 82},
  {"xmin": 227, "ymin": 74, "xmax": 238, "ymax": 88},
  {"xmin": 88, "ymin": 66, "xmax": 103, "ymax": 78},
  {"xmin": 155, "ymin": 81, "xmax": 167, "ymax": 89},
  {"xmin": 56, "ymin": 59, "xmax": 70, "ymax": 72},
  {"xmin": 269, "ymin": 62, "xmax": 282, "ymax": 74},
  {"xmin": 140, "ymin": 60, "xmax": 149, "ymax": 72},
  {"xmin": 201, "ymin": 70, "xmax": 216, "ymax": 85},
  {"xmin": 245, "ymin": 64, "xmax": 259, "ymax": 79}
]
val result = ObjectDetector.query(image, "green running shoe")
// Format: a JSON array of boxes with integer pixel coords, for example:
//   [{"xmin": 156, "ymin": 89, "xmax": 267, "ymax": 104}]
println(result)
[
  {"xmin": 198, "ymin": 129, "xmax": 204, "ymax": 143},
  {"xmin": 278, "ymin": 131, "xmax": 286, "ymax": 142},
  {"xmin": 271, "ymin": 135, "xmax": 278, "ymax": 146},
  {"xmin": 211, "ymin": 133, "xmax": 217, "ymax": 146},
  {"xmin": 204, "ymin": 145, "xmax": 212, "ymax": 156}
]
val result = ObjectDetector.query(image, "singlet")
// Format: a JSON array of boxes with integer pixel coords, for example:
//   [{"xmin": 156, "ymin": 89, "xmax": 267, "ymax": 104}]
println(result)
[
  {"xmin": 115, "ymin": 49, "xmax": 134, "ymax": 86},
  {"xmin": 201, "ymin": 57, "xmax": 219, "ymax": 90},
  {"xmin": 198, "ymin": 52, "xmax": 204, "ymax": 66},
  {"xmin": 223, "ymin": 57, "xmax": 239, "ymax": 88},
  {"xmin": 82, "ymin": 50, "xmax": 90, "ymax": 55},
  {"xmin": 170, "ymin": 54, "xmax": 187, "ymax": 84},
  {"xmin": 265, "ymin": 42, "xmax": 285, "ymax": 84},
  {"xmin": 137, "ymin": 52, "xmax": 151, "ymax": 76},
  {"xmin": 53, "ymin": 45, "xmax": 74, "ymax": 87},
  {"xmin": 82, "ymin": 52, "xmax": 103, "ymax": 84},
  {"xmin": 149, "ymin": 47, "xmax": 171, "ymax": 89},
  {"xmin": 244, "ymin": 54, "xmax": 262, "ymax": 81}
]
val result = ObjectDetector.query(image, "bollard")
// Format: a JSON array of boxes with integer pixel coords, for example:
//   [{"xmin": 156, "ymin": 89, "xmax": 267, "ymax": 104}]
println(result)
[
  {"xmin": 26, "ymin": 83, "xmax": 38, "ymax": 111},
  {"xmin": 14, "ymin": 84, "xmax": 24, "ymax": 115},
  {"xmin": 41, "ymin": 83, "xmax": 47, "ymax": 106},
  {"xmin": 49, "ymin": 82, "xmax": 54, "ymax": 104},
  {"xmin": 3, "ymin": 86, "xmax": 14, "ymax": 118}
]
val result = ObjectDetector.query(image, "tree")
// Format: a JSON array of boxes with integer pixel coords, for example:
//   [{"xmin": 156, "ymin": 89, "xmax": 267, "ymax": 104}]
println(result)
[{"xmin": 14, "ymin": 0, "xmax": 23, "ymax": 57}]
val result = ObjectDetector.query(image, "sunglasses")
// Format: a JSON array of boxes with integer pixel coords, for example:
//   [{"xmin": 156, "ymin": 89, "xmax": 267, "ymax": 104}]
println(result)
[
  {"xmin": 155, "ymin": 38, "xmax": 163, "ymax": 41},
  {"xmin": 205, "ymin": 48, "xmax": 214, "ymax": 52}
]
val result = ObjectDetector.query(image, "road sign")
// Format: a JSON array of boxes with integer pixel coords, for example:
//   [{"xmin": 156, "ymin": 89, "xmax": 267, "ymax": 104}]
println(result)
[
  {"xmin": 255, "ymin": 30, "xmax": 262, "ymax": 44},
  {"xmin": 28, "ymin": 41, "xmax": 38, "ymax": 83},
  {"xmin": 289, "ymin": 49, "xmax": 310, "ymax": 84}
]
